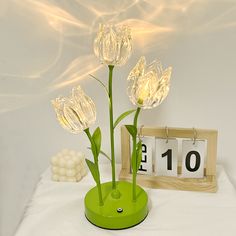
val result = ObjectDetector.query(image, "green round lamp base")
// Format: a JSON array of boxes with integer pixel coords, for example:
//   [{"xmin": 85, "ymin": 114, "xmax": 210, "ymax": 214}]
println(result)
[{"xmin": 84, "ymin": 181, "xmax": 148, "ymax": 230}]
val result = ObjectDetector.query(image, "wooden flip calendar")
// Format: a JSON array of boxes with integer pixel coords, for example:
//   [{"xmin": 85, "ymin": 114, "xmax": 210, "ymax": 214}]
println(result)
[{"xmin": 119, "ymin": 126, "xmax": 218, "ymax": 193}]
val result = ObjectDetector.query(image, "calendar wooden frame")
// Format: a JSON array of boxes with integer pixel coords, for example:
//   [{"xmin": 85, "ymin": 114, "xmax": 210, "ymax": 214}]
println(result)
[{"xmin": 119, "ymin": 126, "xmax": 218, "ymax": 193}]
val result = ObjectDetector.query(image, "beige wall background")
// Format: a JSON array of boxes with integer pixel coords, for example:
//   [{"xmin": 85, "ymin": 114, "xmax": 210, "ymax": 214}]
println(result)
[{"xmin": 1, "ymin": 0, "xmax": 236, "ymax": 235}]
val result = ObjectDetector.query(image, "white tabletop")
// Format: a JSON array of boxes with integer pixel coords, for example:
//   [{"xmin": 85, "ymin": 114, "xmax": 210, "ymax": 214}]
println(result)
[{"xmin": 15, "ymin": 164, "xmax": 236, "ymax": 236}]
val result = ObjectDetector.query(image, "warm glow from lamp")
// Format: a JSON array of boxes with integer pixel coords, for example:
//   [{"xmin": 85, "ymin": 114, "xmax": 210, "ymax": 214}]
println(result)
[
  {"xmin": 128, "ymin": 56, "xmax": 172, "ymax": 109},
  {"xmin": 137, "ymin": 83, "xmax": 150, "ymax": 105},
  {"xmin": 51, "ymin": 85, "xmax": 96, "ymax": 134},
  {"xmin": 94, "ymin": 24, "xmax": 132, "ymax": 66}
]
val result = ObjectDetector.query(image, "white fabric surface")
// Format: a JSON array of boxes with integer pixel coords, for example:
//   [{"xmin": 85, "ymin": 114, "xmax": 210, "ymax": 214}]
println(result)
[{"xmin": 15, "ymin": 164, "xmax": 236, "ymax": 236}]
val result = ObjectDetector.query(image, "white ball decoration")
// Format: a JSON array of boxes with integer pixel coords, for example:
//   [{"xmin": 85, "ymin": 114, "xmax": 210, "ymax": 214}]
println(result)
[
  {"xmin": 77, "ymin": 152, "xmax": 84, "ymax": 158},
  {"xmin": 81, "ymin": 161, "xmax": 86, "ymax": 170},
  {"xmin": 62, "ymin": 149, "xmax": 69, "ymax": 154},
  {"xmin": 76, "ymin": 173, "xmax": 82, "ymax": 181},
  {"xmin": 59, "ymin": 157, "xmax": 66, "ymax": 167},
  {"xmin": 81, "ymin": 168, "xmax": 87, "ymax": 177},
  {"xmin": 63, "ymin": 155, "xmax": 70, "ymax": 160},
  {"xmin": 69, "ymin": 150, "xmax": 76, "ymax": 156},
  {"xmin": 51, "ymin": 149, "xmax": 88, "ymax": 182},
  {"xmin": 66, "ymin": 160, "xmax": 75, "ymax": 169},
  {"xmin": 59, "ymin": 168, "xmax": 66, "ymax": 175},
  {"xmin": 66, "ymin": 169, "xmax": 76, "ymax": 177},
  {"xmin": 59, "ymin": 176, "xmax": 67, "ymax": 182},
  {"xmin": 67, "ymin": 177, "xmax": 77, "ymax": 182},
  {"xmin": 51, "ymin": 156, "xmax": 59, "ymax": 165},
  {"xmin": 72, "ymin": 155, "xmax": 80, "ymax": 165},
  {"xmin": 76, "ymin": 164, "xmax": 82, "ymax": 172},
  {"xmin": 52, "ymin": 166, "xmax": 59, "ymax": 174},
  {"xmin": 52, "ymin": 174, "xmax": 59, "ymax": 181}
]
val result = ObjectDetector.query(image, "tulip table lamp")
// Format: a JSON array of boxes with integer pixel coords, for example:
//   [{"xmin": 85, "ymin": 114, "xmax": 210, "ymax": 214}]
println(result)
[{"xmin": 52, "ymin": 24, "xmax": 172, "ymax": 229}]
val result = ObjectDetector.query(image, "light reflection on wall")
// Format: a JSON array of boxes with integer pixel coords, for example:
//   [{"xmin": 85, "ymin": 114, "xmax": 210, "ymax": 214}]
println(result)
[{"xmin": 0, "ymin": 0, "xmax": 235, "ymax": 113}]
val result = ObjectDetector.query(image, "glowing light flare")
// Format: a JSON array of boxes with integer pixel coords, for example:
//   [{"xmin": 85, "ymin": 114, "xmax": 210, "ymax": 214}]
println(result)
[
  {"xmin": 0, "ymin": 93, "xmax": 43, "ymax": 113},
  {"xmin": 75, "ymin": 0, "xmax": 139, "ymax": 16},
  {"xmin": 137, "ymin": 83, "xmax": 150, "ymax": 103},
  {"xmin": 2, "ymin": 0, "xmax": 235, "ymax": 115},
  {"xmin": 143, "ymin": 0, "xmax": 196, "ymax": 12},
  {"xmin": 49, "ymin": 55, "xmax": 103, "ymax": 90},
  {"xmin": 117, "ymin": 19, "xmax": 174, "ymax": 49},
  {"xmin": 16, "ymin": 0, "xmax": 88, "ymax": 31},
  {"xmin": 120, "ymin": 19, "xmax": 173, "ymax": 35},
  {"xmin": 195, "ymin": 5, "xmax": 236, "ymax": 33}
]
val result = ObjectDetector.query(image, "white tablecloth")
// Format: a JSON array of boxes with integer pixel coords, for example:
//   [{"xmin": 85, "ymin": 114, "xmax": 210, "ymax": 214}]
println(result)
[{"xmin": 15, "ymin": 164, "xmax": 236, "ymax": 236}]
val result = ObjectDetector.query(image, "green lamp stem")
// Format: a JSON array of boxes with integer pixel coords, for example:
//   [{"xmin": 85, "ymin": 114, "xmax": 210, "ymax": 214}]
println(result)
[
  {"xmin": 132, "ymin": 107, "xmax": 141, "ymax": 201},
  {"xmin": 84, "ymin": 128, "xmax": 104, "ymax": 206},
  {"xmin": 108, "ymin": 65, "xmax": 116, "ymax": 189}
]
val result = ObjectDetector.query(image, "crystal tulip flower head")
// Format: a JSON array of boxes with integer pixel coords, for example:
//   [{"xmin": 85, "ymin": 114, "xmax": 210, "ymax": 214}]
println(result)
[
  {"xmin": 94, "ymin": 23, "xmax": 132, "ymax": 66},
  {"xmin": 51, "ymin": 86, "xmax": 96, "ymax": 134},
  {"xmin": 127, "ymin": 56, "xmax": 172, "ymax": 109}
]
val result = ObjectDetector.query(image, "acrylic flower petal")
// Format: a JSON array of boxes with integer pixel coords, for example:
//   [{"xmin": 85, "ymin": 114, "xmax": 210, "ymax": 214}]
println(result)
[
  {"xmin": 52, "ymin": 86, "xmax": 96, "ymax": 134},
  {"xmin": 128, "ymin": 56, "xmax": 146, "ymax": 81},
  {"xmin": 51, "ymin": 97, "xmax": 74, "ymax": 133},
  {"xmin": 127, "ymin": 56, "xmax": 172, "ymax": 109},
  {"xmin": 72, "ymin": 86, "xmax": 96, "ymax": 128},
  {"xmin": 94, "ymin": 24, "xmax": 132, "ymax": 66},
  {"xmin": 63, "ymin": 100, "xmax": 84, "ymax": 134}
]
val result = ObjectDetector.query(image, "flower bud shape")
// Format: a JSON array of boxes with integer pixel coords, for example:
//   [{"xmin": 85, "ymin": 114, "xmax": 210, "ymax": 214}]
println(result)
[
  {"xmin": 127, "ymin": 56, "xmax": 172, "ymax": 109},
  {"xmin": 94, "ymin": 23, "xmax": 132, "ymax": 66},
  {"xmin": 52, "ymin": 86, "xmax": 96, "ymax": 134}
]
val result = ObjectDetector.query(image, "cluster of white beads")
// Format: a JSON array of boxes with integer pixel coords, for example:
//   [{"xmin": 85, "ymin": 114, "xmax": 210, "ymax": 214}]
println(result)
[{"xmin": 51, "ymin": 149, "xmax": 87, "ymax": 182}]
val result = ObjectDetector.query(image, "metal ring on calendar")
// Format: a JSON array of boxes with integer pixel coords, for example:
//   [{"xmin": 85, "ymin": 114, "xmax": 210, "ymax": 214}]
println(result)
[
  {"xmin": 165, "ymin": 126, "xmax": 169, "ymax": 143},
  {"xmin": 192, "ymin": 128, "xmax": 197, "ymax": 145}
]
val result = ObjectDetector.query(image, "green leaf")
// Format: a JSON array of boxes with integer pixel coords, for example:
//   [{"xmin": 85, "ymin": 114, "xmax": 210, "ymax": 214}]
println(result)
[
  {"xmin": 99, "ymin": 150, "xmax": 111, "ymax": 161},
  {"xmin": 92, "ymin": 127, "xmax": 102, "ymax": 157},
  {"xmin": 87, "ymin": 147, "xmax": 111, "ymax": 161},
  {"xmin": 85, "ymin": 159, "xmax": 99, "ymax": 184},
  {"xmin": 125, "ymin": 125, "xmax": 137, "ymax": 138},
  {"xmin": 113, "ymin": 109, "xmax": 136, "ymax": 129},
  {"xmin": 88, "ymin": 143, "xmax": 97, "ymax": 161},
  {"xmin": 136, "ymin": 140, "xmax": 143, "ymax": 172},
  {"xmin": 131, "ymin": 140, "xmax": 143, "ymax": 174},
  {"xmin": 89, "ymin": 74, "xmax": 109, "ymax": 96}
]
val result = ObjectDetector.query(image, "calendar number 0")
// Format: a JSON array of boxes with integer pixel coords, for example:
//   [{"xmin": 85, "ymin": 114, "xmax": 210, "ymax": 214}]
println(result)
[
  {"xmin": 162, "ymin": 149, "xmax": 201, "ymax": 172},
  {"xmin": 185, "ymin": 151, "xmax": 201, "ymax": 172}
]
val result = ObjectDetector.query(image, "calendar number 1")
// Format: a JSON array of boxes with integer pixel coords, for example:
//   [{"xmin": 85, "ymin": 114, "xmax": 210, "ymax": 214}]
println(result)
[
  {"xmin": 155, "ymin": 139, "xmax": 178, "ymax": 177},
  {"xmin": 162, "ymin": 149, "xmax": 172, "ymax": 170}
]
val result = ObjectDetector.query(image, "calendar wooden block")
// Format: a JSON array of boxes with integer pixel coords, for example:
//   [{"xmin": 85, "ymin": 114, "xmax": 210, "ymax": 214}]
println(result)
[{"xmin": 119, "ymin": 126, "xmax": 218, "ymax": 193}]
